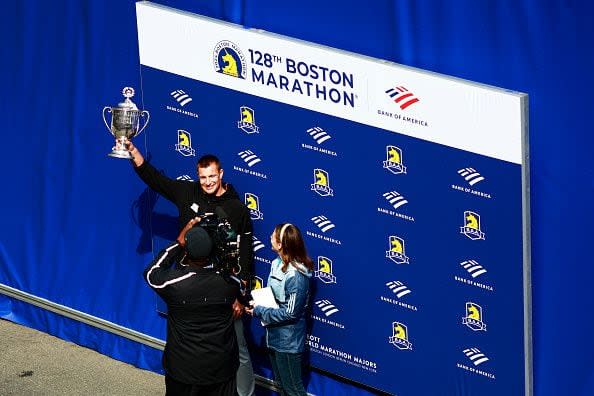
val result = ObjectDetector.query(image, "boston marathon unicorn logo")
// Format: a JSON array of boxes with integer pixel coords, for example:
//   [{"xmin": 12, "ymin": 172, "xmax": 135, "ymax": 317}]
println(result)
[
  {"xmin": 462, "ymin": 302, "xmax": 487, "ymax": 331},
  {"xmin": 314, "ymin": 256, "xmax": 337, "ymax": 284},
  {"xmin": 221, "ymin": 50, "xmax": 238, "ymax": 77},
  {"xmin": 389, "ymin": 321, "xmax": 413, "ymax": 350},
  {"xmin": 460, "ymin": 210, "xmax": 485, "ymax": 240},
  {"xmin": 252, "ymin": 276, "xmax": 264, "ymax": 290},
  {"xmin": 383, "ymin": 145, "xmax": 407, "ymax": 175},
  {"xmin": 385, "ymin": 236, "xmax": 409, "ymax": 264},
  {"xmin": 174, "ymin": 130, "xmax": 196, "ymax": 157},
  {"xmin": 213, "ymin": 40, "xmax": 246, "ymax": 79},
  {"xmin": 237, "ymin": 106, "xmax": 259, "ymax": 134},
  {"xmin": 311, "ymin": 168, "xmax": 334, "ymax": 197},
  {"xmin": 245, "ymin": 193, "xmax": 263, "ymax": 220}
]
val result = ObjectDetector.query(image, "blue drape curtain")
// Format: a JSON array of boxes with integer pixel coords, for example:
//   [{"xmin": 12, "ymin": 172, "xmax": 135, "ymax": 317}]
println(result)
[{"xmin": 1, "ymin": 1, "xmax": 592, "ymax": 395}]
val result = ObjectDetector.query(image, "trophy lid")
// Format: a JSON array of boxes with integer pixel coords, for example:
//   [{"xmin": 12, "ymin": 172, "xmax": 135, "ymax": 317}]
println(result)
[{"xmin": 117, "ymin": 87, "xmax": 139, "ymax": 110}]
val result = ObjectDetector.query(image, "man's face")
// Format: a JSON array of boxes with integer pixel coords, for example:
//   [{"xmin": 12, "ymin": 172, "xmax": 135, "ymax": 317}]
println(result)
[{"xmin": 198, "ymin": 163, "xmax": 224, "ymax": 196}]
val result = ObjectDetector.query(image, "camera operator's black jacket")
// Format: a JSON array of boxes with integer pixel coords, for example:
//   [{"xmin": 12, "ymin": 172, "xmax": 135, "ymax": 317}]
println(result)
[
  {"xmin": 144, "ymin": 242, "xmax": 240, "ymax": 385},
  {"xmin": 134, "ymin": 161, "xmax": 254, "ymax": 284}
]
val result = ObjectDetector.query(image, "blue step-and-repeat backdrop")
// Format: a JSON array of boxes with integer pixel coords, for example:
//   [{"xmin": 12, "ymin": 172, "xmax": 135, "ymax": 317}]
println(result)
[{"xmin": 136, "ymin": 3, "xmax": 529, "ymax": 395}]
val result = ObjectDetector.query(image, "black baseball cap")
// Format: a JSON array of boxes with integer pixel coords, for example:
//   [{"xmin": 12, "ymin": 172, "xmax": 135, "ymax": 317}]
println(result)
[{"xmin": 184, "ymin": 227, "xmax": 213, "ymax": 259}]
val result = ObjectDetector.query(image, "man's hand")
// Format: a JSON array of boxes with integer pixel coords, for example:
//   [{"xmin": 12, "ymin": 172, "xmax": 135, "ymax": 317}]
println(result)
[
  {"xmin": 177, "ymin": 217, "xmax": 201, "ymax": 246},
  {"xmin": 232, "ymin": 299, "xmax": 245, "ymax": 319},
  {"xmin": 244, "ymin": 300, "xmax": 256, "ymax": 316},
  {"xmin": 118, "ymin": 139, "xmax": 145, "ymax": 167}
]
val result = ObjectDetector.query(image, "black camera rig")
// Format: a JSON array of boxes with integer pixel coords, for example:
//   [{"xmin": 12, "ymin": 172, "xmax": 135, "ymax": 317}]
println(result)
[{"xmin": 196, "ymin": 208, "xmax": 241, "ymax": 278}]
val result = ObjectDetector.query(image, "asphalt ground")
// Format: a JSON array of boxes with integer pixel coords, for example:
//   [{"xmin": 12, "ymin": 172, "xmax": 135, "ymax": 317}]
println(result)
[{"xmin": 0, "ymin": 319, "xmax": 164, "ymax": 395}]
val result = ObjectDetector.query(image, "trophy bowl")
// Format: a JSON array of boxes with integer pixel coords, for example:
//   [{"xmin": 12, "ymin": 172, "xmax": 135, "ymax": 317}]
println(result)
[{"xmin": 102, "ymin": 87, "xmax": 150, "ymax": 159}]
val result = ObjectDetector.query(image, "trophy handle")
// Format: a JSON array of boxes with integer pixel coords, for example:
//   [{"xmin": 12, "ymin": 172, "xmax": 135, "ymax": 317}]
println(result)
[
  {"xmin": 102, "ymin": 107, "xmax": 113, "ymax": 136},
  {"xmin": 136, "ymin": 110, "xmax": 150, "ymax": 137}
]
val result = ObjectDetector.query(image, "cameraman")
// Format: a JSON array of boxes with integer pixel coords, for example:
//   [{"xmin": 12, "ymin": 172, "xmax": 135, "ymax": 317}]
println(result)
[
  {"xmin": 123, "ymin": 140, "xmax": 256, "ymax": 396},
  {"xmin": 144, "ymin": 218, "xmax": 240, "ymax": 395}
]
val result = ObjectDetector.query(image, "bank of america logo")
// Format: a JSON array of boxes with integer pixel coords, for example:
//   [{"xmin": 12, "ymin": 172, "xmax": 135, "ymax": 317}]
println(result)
[
  {"xmin": 176, "ymin": 174, "xmax": 193, "ymax": 181},
  {"xmin": 386, "ymin": 281, "xmax": 412, "ymax": 298},
  {"xmin": 307, "ymin": 127, "xmax": 332, "ymax": 144},
  {"xmin": 463, "ymin": 348, "xmax": 490, "ymax": 366},
  {"xmin": 385, "ymin": 86, "xmax": 420, "ymax": 110},
  {"xmin": 461, "ymin": 260, "xmax": 487, "ymax": 278},
  {"xmin": 170, "ymin": 90, "xmax": 193, "ymax": 106},
  {"xmin": 383, "ymin": 191, "xmax": 409, "ymax": 210},
  {"xmin": 238, "ymin": 150, "xmax": 262, "ymax": 167},
  {"xmin": 315, "ymin": 300, "xmax": 339, "ymax": 317},
  {"xmin": 311, "ymin": 215, "xmax": 335, "ymax": 232},
  {"xmin": 252, "ymin": 236, "xmax": 265, "ymax": 252},
  {"xmin": 458, "ymin": 168, "xmax": 485, "ymax": 186}
]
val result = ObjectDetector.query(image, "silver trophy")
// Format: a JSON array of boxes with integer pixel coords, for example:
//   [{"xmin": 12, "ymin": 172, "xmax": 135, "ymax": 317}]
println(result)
[{"xmin": 102, "ymin": 87, "xmax": 150, "ymax": 159}]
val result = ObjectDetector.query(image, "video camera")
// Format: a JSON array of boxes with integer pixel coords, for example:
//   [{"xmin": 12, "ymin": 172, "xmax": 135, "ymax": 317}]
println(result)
[{"xmin": 196, "ymin": 207, "xmax": 241, "ymax": 277}]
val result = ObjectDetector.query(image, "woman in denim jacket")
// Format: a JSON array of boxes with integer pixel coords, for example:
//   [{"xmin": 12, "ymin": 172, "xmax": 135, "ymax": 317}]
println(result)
[{"xmin": 247, "ymin": 223, "xmax": 313, "ymax": 396}]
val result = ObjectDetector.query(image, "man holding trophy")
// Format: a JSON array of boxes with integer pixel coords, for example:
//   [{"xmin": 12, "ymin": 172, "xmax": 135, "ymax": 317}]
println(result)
[{"xmin": 104, "ymin": 87, "xmax": 256, "ymax": 396}]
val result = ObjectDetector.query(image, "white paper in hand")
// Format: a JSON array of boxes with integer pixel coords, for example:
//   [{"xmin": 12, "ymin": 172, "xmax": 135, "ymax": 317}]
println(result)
[{"xmin": 251, "ymin": 286, "xmax": 278, "ymax": 326}]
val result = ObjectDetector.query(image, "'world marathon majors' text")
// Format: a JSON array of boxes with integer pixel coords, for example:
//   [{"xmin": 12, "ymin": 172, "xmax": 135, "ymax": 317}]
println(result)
[{"xmin": 250, "ymin": 55, "xmax": 357, "ymax": 108}]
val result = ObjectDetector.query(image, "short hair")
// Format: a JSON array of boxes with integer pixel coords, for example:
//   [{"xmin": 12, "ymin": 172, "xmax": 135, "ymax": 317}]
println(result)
[{"xmin": 197, "ymin": 154, "xmax": 221, "ymax": 170}]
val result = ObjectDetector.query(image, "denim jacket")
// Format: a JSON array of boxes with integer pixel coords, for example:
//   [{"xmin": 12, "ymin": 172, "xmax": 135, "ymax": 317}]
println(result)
[{"xmin": 254, "ymin": 257, "xmax": 312, "ymax": 353}]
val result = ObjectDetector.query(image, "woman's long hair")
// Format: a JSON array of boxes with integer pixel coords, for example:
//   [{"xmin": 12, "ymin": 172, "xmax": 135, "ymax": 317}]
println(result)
[{"xmin": 274, "ymin": 223, "xmax": 313, "ymax": 272}]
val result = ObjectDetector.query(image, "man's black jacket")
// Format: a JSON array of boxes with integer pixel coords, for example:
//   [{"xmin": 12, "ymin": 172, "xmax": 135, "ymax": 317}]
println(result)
[{"xmin": 144, "ymin": 242, "xmax": 240, "ymax": 385}]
